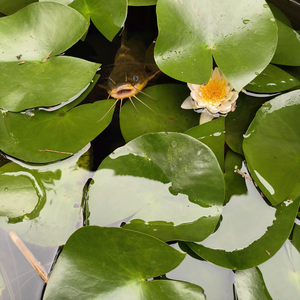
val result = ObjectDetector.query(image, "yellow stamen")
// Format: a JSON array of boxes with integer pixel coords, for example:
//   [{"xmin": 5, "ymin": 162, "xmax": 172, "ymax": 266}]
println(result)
[{"xmin": 199, "ymin": 77, "xmax": 227, "ymax": 104}]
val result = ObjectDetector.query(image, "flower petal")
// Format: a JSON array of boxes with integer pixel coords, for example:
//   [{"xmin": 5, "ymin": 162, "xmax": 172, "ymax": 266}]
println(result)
[{"xmin": 181, "ymin": 96, "xmax": 195, "ymax": 109}]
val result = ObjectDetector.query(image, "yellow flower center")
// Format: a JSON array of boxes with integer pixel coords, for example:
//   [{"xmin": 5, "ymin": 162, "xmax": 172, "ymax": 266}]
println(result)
[{"xmin": 199, "ymin": 77, "xmax": 227, "ymax": 104}]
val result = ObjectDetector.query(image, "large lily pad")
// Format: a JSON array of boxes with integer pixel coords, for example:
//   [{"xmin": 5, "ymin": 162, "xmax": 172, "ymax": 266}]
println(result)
[
  {"xmin": 187, "ymin": 162, "xmax": 300, "ymax": 270},
  {"xmin": 43, "ymin": 226, "xmax": 205, "ymax": 300},
  {"xmin": 0, "ymin": 2, "xmax": 99, "ymax": 111},
  {"xmin": 120, "ymin": 84, "xmax": 199, "ymax": 142},
  {"xmin": 243, "ymin": 90, "xmax": 300, "ymax": 206},
  {"xmin": 0, "ymin": 88, "xmax": 115, "ymax": 163},
  {"xmin": 88, "ymin": 132, "xmax": 224, "ymax": 242},
  {"xmin": 155, "ymin": 0, "xmax": 277, "ymax": 91},
  {"xmin": 0, "ymin": 145, "xmax": 92, "ymax": 247},
  {"xmin": 69, "ymin": 0, "xmax": 127, "ymax": 41}
]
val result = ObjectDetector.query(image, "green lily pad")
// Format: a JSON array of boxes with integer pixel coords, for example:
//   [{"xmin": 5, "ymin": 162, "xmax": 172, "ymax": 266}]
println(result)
[
  {"xmin": 43, "ymin": 226, "xmax": 204, "ymax": 300},
  {"xmin": 187, "ymin": 162, "xmax": 300, "ymax": 270},
  {"xmin": 88, "ymin": 132, "xmax": 224, "ymax": 242},
  {"xmin": 0, "ymin": 0, "xmax": 36, "ymax": 15},
  {"xmin": 235, "ymin": 268, "xmax": 272, "ymax": 300},
  {"xmin": 0, "ymin": 86, "xmax": 115, "ymax": 163},
  {"xmin": 69, "ymin": 0, "xmax": 127, "ymax": 41},
  {"xmin": 271, "ymin": 19, "xmax": 300, "ymax": 66},
  {"xmin": 245, "ymin": 64, "xmax": 300, "ymax": 93},
  {"xmin": 0, "ymin": 145, "xmax": 92, "ymax": 247},
  {"xmin": 0, "ymin": 163, "xmax": 40, "ymax": 219},
  {"xmin": 120, "ymin": 84, "xmax": 199, "ymax": 142},
  {"xmin": 185, "ymin": 117, "xmax": 225, "ymax": 171},
  {"xmin": 258, "ymin": 240, "xmax": 300, "ymax": 299},
  {"xmin": 243, "ymin": 90, "xmax": 300, "ymax": 206},
  {"xmin": 225, "ymin": 93, "xmax": 268, "ymax": 156},
  {"xmin": 155, "ymin": 0, "xmax": 277, "ymax": 91},
  {"xmin": 0, "ymin": 2, "xmax": 99, "ymax": 111}
]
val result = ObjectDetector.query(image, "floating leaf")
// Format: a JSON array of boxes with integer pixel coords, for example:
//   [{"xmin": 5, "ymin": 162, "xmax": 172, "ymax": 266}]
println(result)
[
  {"xmin": 258, "ymin": 240, "xmax": 300, "ymax": 299},
  {"xmin": 235, "ymin": 268, "xmax": 272, "ymax": 300},
  {"xmin": 245, "ymin": 64, "xmax": 300, "ymax": 93},
  {"xmin": 69, "ymin": 0, "xmax": 127, "ymax": 41},
  {"xmin": 187, "ymin": 162, "xmax": 300, "ymax": 270},
  {"xmin": 0, "ymin": 145, "xmax": 92, "ymax": 247},
  {"xmin": 243, "ymin": 90, "xmax": 300, "ymax": 205},
  {"xmin": 88, "ymin": 132, "xmax": 224, "ymax": 242},
  {"xmin": 0, "ymin": 2, "xmax": 99, "ymax": 111},
  {"xmin": 225, "ymin": 92, "xmax": 267, "ymax": 156},
  {"xmin": 120, "ymin": 84, "xmax": 199, "ymax": 142},
  {"xmin": 0, "ymin": 163, "xmax": 40, "ymax": 219},
  {"xmin": 43, "ymin": 226, "xmax": 204, "ymax": 300},
  {"xmin": 155, "ymin": 0, "xmax": 277, "ymax": 91},
  {"xmin": 185, "ymin": 117, "xmax": 225, "ymax": 171},
  {"xmin": 0, "ymin": 91, "xmax": 115, "ymax": 163}
]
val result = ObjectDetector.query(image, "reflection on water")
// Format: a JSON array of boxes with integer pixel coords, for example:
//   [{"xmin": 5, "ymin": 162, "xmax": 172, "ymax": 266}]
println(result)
[{"xmin": 199, "ymin": 162, "xmax": 276, "ymax": 251}]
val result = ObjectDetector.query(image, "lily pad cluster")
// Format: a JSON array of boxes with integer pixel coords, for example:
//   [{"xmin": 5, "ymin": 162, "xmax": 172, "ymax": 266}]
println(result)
[{"xmin": 0, "ymin": 1, "xmax": 300, "ymax": 299}]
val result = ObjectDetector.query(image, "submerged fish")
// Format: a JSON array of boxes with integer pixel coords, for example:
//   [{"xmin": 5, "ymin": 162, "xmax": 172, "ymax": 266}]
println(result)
[{"xmin": 98, "ymin": 32, "xmax": 160, "ymax": 120}]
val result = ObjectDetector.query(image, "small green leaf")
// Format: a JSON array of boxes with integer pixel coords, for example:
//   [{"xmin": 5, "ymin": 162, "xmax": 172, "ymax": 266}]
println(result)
[
  {"xmin": 43, "ymin": 226, "xmax": 204, "ymax": 300},
  {"xmin": 0, "ymin": 0, "xmax": 37, "ymax": 15},
  {"xmin": 69, "ymin": 0, "xmax": 127, "ymax": 41},
  {"xmin": 155, "ymin": 0, "xmax": 277, "ymax": 91},
  {"xmin": 185, "ymin": 117, "xmax": 225, "ymax": 171},
  {"xmin": 120, "ymin": 84, "xmax": 200, "ymax": 142},
  {"xmin": 245, "ymin": 64, "xmax": 300, "ymax": 93},
  {"xmin": 88, "ymin": 132, "xmax": 224, "ymax": 242},
  {"xmin": 128, "ymin": 0, "xmax": 157, "ymax": 5},
  {"xmin": 243, "ymin": 90, "xmax": 300, "ymax": 205},
  {"xmin": 235, "ymin": 268, "xmax": 272, "ymax": 300}
]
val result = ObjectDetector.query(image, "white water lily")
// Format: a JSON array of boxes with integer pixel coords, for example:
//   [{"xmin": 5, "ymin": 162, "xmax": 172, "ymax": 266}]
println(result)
[{"xmin": 181, "ymin": 67, "xmax": 239, "ymax": 124}]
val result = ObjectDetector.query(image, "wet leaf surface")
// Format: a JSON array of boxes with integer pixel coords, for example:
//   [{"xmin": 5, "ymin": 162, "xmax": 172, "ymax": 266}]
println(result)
[
  {"xmin": 155, "ymin": 0, "xmax": 277, "ymax": 91},
  {"xmin": 43, "ymin": 226, "xmax": 205, "ymax": 300},
  {"xmin": 120, "ymin": 84, "xmax": 199, "ymax": 142},
  {"xmin": 0, "ymin": 2, "xmax": 98, "ymax": 111},
  {"xmin": 243, "ymin": 90, "xmax": 300, "ymax": 205},
  {"xmin": 88, "ymin": 132, "xmax": 224, "ymax": 242}
]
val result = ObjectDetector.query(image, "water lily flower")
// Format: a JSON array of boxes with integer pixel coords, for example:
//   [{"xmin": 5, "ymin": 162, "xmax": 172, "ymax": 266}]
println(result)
[{"xmin": 181, "ymin": 67, "xmax": 239, "ymax": 124}]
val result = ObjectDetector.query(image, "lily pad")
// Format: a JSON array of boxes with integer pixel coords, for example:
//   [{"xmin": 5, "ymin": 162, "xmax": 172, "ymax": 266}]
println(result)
[
  {"xmin": 0, "ymin": 87, "xmax": 115, "ymax": 163},
  {"xmin": 88, "ymin": 132, "xmax": 224, "ymax": 242},
  {"xmin": 258, "ymin": 240, "xmax": 300, "ymax": 300},
  {"xmin": 187, "ymin": 162, "xmax": 300, "ymax": 270},
  {"xmin": 43, "ymin": 226, "xmax": 204, "ymax": 300},
  {"xmin": 155, "ymin": 0, "xmax": 277, "ymax": 91},
  {"xmin": 243, "ymin": 90, "xmax": 300, "ymax": 206},
  {"xmin": 225, "ymin": 92, "xmax": 268, "ymax": 156},
  {"xmin": 0, "ymin": 163, "xmax": 40, "ymax": 220},
  {"xmin": 235, "ymin": 268, "xmax": 272, "ymax": 300},
  {"xmin": 120, "ymin": 84, "xmax": 199, "ymax": 142},
  {"xmin": 0, "ymin": 145, "xmax": 92, "ymax": 247},
  {"xmin": 69, "ymin": 0, "xmax": 127, "ymax": 41},
  {"xmin": 185, "ymin": 117, "xmax": 225, "ymax": 171},
  {"xmin": 245, "ymin": 64, "xmax": 300, "ymax": 93},
  {"xmin": 0, "ymin": 2, "xmax": 99, "ymax": 111}
]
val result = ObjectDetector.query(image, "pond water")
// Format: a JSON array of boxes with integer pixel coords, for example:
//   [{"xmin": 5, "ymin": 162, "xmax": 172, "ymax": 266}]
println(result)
[{"xmin": 1, "ymin": 1, "xmax": 300, "ymax": 300}]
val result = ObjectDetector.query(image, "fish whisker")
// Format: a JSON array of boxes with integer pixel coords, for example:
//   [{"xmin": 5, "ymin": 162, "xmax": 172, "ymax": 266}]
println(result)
[
  {"xmin": 97, "ymin": 99, "xmax": 119, "ymax": 122},
  {"xmin": 129, "ymin": 97, "xmax": 139, "ymax": 113},
  {"xmin": 133, "ymin": 95, "xmax": 157, "ymax": 114}
]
